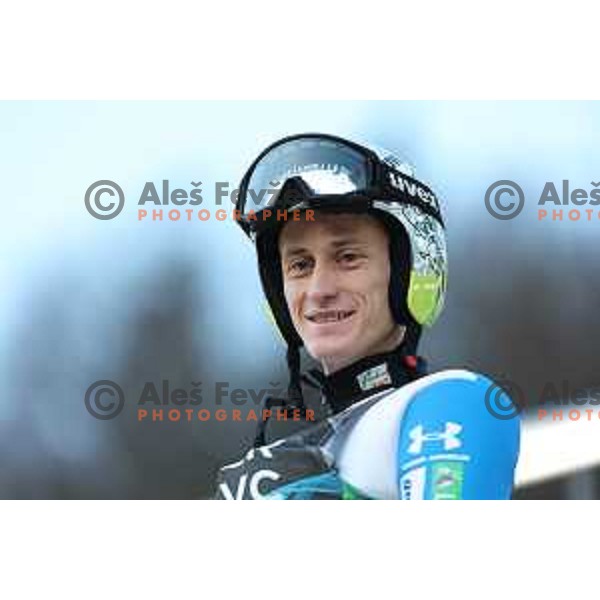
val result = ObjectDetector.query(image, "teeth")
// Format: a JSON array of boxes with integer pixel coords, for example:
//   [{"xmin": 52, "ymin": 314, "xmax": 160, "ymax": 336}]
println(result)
[{"xmin": 308, "ymin": 310, "xmax": 354, "ymax": 323}]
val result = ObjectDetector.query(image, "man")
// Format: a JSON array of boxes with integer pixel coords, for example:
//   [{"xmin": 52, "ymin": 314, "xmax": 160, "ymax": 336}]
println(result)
[
  {"xmin": 215, "ymin": 133, "xmax": 520, "ymax": 500},
  {"xmin": 279, "ymin": 211, "xmax": 404, "ymax": 374}
]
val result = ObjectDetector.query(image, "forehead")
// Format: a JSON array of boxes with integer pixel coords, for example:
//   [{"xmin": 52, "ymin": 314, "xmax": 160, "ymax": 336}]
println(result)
[{"xmin": 278, "ymin": 212, "xmax": 388, "ymax": 253}]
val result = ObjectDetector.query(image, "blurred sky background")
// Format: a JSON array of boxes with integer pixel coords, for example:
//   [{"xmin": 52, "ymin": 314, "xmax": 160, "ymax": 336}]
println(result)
[{"xmin": 1, "ymin": 101, "xmax": 599, "ymax": 498}]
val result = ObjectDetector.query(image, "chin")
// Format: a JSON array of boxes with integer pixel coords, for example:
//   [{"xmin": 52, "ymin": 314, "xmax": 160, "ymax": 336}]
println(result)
[{"xmin": 304, "ymin": 335, "xmax": 364, "ymax": 367}]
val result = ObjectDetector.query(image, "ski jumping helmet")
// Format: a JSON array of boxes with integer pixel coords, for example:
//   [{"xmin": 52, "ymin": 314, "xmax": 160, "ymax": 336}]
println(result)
[{"xmin": 236, "ymin": 133, "xmax": 447, "ymax": 357}]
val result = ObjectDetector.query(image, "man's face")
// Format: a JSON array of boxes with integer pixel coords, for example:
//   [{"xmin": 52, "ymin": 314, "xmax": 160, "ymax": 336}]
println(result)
[{"xmin": 278, "ymin": 212, "xmax": 404, "ymax": 373}]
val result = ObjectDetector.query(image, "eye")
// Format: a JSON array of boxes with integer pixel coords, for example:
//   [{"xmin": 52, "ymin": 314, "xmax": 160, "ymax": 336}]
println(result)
[
  {"xmin": 338, "ymin": 251, "xmax": 364, "ymax": 267},
  {"xmin": 340, "ymin": 252, "xmax": 358, "ymax": 261},
  {"xmin": 287, "ymin": 257, "xmax": 313, "ymax": 277}
]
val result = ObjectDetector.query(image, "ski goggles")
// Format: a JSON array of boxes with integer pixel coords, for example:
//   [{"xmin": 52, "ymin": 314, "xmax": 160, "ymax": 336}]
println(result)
[{"xmin": 236, "ymin": 133, "xmax": 443, "ymax": 236}]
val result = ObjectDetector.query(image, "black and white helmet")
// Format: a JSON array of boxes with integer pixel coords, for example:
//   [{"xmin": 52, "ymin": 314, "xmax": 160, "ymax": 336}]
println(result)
[{"xmin": 236, "ymin": 133, "xmax": 447, "ymax": 354}]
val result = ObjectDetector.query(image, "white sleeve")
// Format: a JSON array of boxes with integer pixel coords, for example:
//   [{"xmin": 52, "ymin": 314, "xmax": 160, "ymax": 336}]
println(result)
[{"xmin": 336, "ymin": 369, "xmax": 479, "ymax": 498}]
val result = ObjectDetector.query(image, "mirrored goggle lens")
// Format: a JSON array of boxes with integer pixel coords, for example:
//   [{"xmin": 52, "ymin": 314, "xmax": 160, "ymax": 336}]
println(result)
[{"xmin": 242, "ymin": 137, "xmax": 370, "ymax": 216}]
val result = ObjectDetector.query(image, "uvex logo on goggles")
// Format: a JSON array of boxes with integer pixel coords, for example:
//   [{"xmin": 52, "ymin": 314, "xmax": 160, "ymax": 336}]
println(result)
[{"xmin": 388, "ymin": 170, "xmax": 440, "ymax": 212}]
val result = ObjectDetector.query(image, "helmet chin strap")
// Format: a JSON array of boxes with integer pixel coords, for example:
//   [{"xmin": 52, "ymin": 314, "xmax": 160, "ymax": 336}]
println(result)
[
  {"xmin": 286, "ymin": 344, "xmax": 304, "ymax": 409},
  {"xmin": 252, "ymin": 344, "xmax": 306, "ymax": 448},
  {"xmin": 403, "ymin": 319, "xmax": 422, "ymax": 356}
]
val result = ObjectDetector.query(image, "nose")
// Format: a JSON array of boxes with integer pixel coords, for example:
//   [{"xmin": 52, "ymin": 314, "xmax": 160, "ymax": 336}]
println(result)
[{"xmin": 305, "ymin": 261, "xmax": 338, "ymax": 303}]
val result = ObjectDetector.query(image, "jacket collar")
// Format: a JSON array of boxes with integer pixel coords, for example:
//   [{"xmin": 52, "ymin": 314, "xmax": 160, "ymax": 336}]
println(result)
[{"xmin": 304, "ymin": 344, "xmax": 427, "ymax": 415}]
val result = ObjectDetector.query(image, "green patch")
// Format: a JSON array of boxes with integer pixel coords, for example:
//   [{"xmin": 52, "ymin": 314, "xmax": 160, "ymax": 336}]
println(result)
[{"xmin": 431, "ymin": 461, "xmax": 464, "ymax": 500}]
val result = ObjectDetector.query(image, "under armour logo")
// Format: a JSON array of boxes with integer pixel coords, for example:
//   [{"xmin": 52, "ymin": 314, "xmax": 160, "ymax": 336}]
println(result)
[{"xmin": 407, "ymin": 422, "xmax": 462, "ymax": 455}]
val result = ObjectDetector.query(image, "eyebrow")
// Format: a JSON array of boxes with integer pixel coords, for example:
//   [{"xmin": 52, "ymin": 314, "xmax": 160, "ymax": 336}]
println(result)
[{"xmin": 281, "ymin": 237, "xmax": 368, "ymax": 259}]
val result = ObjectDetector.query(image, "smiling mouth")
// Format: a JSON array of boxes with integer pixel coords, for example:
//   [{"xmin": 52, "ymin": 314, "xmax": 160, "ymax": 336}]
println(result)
[{"xmin": 305, "ymin": 310, "xmax": 357, "ymax": 324}]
